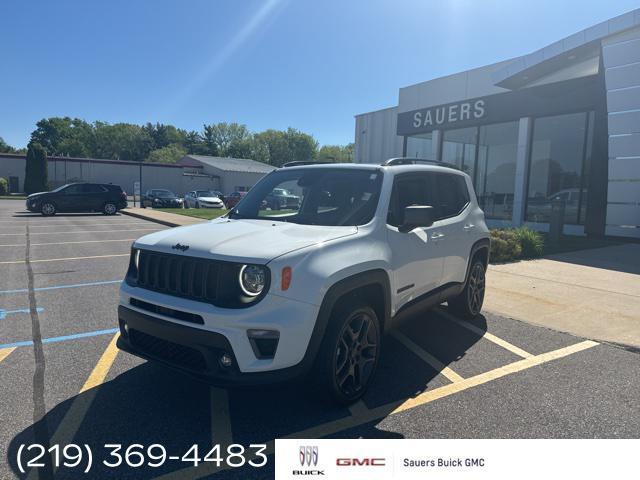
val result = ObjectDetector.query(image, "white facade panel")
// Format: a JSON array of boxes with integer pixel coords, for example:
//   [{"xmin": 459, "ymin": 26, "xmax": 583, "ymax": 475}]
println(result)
[
  {"xmin": 607, "ymin": 181, "xmax": 640, "ymax": 203},
  {"xmin": 608, "ymin": 110, "xmax": 640, "ymax": 135},
  {"xmin": 606, "ymin": 203, "xmax": 640, "ymax": 226},
  {"xmin": 603, "ymin": 38, "xmax": 640, "ymax": 68},
  {"xmin": 602, "ymin": 24, "xmax": 640, "ymax": 46},
  {"xmin": 354, "ymin": 107, "xmax": 402, "ymax": 164},
  {"xmin": 607, "ymin": 85, "xmax": 640, "ymax": 112},
  {"xmin": 609, "ymin": 133, "xmax": 640, "ymax": 158},
  {"xmin": 609, "ymin": 157, "xmax": 640, "ymax": 179},
  {"xmin": 604, "ymin": 62, "xmax": 640, "ymax": 91}
]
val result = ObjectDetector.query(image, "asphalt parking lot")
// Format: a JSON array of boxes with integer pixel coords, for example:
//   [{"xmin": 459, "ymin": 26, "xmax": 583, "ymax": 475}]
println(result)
[{"xmin": 0, "ymin": 199, "xmax": 639, "ymax": 480}]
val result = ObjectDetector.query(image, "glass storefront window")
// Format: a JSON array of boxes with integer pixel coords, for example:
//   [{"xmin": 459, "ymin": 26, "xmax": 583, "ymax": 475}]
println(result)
[
  {"xmin": 406, "ymin": 133, "xmax": 434, "ymax": 159},
  {"xmin": 526, "ymin": 112, "xmax": 592, "ymax": 225},
  {"xmin": 442, "ymin": 127, "xmax": 477, "ymax": 178},
  {"xmin": 476, "ymin": 121, "xmax": 519, "ymax": 220}
]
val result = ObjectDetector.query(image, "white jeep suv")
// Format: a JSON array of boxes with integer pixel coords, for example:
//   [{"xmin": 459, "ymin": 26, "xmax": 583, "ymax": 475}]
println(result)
[{"xmin": 117, "ymin": 159, "xmax": 490, "ymax": 404}]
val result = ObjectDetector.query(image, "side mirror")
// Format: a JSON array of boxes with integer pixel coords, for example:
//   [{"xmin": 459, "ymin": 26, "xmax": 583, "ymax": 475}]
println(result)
[{"xmin": 399, "ymin": 205, "xmax": 435, "ymax": 233}]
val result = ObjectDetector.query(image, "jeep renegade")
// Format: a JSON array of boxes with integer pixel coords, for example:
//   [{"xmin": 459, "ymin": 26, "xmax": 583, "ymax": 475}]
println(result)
[{"xmin": 117, "ymin": 159, "xmax": 490, "ymax": 404}]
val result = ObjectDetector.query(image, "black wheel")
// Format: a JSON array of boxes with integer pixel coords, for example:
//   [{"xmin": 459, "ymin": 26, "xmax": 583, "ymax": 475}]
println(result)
[
  {"xmin": 103, "ymin": 202, "xmax": 117, "ymax": 215},
  {"xmin": 316, "ymin": 303, "xmax": 380, "ymax": 404},
  {"xmin": 41, "ymin": 202, "xmax": 56, "ymax": 216},
  {"xmin": 449, "ymin": 259, "xmax": 486, "ymax": 319}
]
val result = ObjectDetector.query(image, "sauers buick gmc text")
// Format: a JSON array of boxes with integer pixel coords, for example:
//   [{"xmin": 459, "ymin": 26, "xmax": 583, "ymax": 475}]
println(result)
[{"xmin": 117, "ymin": 159, "xmax": 490, "ymax": 404}]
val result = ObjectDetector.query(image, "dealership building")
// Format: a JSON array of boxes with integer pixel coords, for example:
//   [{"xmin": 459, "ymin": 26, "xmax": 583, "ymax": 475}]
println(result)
[{"xmin": 354, "ymin": 9, "xmax": 640, "ymax": 239}]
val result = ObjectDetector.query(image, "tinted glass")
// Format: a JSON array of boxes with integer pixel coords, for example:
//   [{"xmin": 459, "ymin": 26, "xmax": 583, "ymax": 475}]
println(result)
[
  {"xmin": 526, "ymin": 112, "xmax": 592, "ymax": 225},
  {"xmin": 63, "ymin": 184, "xmax": 83, "ymax": 194},
  {"xmin": 434, "ymin": 173, "xmax": 469, "ymax": 219},
  {"xmin": 230, "ymin": 168, "xmax": 382, "ymax": 226},
  {"xmin": 387, "ymin": 174, "xmax": 435, "ymax": 227},
  {"xmin": 82, "ymin": 184, "xmax": 106, "ymax": 193},
  {"xmin": 442, "ymin": 127, "xmax": 477, "ymax": 178},
  {"xmin": 475, "ymin": 121, "xmax": 519, "ymax": 220},
  {"xmin": 406, "ymin": 133, "xmax": 434, "ymax": 159}
]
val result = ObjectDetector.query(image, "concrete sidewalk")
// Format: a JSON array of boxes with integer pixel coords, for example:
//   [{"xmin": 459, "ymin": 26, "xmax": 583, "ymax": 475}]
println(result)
[
  {"xmin": 121, "ymin": 207, "xmax": 640, "ymax": 349},
  {"xmin": 122, "ymin": 207, "xmax": 206, "ymax": 227},
  {"xmin": 485, "ymin": 244, "xmax": 640, "ymax": 349}
]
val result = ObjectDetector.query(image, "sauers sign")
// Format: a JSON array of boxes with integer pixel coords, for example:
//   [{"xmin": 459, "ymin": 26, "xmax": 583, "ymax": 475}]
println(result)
[{"xmin": 397, "ymin": 99, "xmax": 487, "ymax": 135}]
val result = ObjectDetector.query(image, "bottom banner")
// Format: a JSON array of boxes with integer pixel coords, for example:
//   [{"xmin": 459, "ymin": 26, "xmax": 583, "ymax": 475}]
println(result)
[{"xmin": 275, "ymin": 438, "xmax": 637, "ymax": 479}]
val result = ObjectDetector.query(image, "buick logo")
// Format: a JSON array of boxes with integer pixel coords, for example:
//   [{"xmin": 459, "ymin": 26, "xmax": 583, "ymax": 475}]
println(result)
[
  {"xmin": 299, "ymin": 446, "xmax": 318, "ymax": 467},
  {"xmin": 171, "ymin": 243, "xmax": 189, "ymax": 252}
]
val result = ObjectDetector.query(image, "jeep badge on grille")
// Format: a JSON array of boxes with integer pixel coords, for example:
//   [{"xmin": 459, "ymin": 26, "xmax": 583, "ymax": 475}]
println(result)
[{"xmin": 172, "ymin": 243, "xmax": 190, "ymax": 252}]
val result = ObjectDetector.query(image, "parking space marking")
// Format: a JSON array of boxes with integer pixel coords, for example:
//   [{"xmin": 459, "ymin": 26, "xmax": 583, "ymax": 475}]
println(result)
[
  {"xmin": 26, "ymin": 335, "xmax": 120, "ymax": 480},
  {"xmin": 436, "ymin": 308, "xmax": 533, "ymax": 359},
  {"xmin": 0, "ymin": 347, "xmax": 15, "ymax": 363},
  {"xmin": 0, "ymin": 328, "xmax": 119, "ymax": 350},
  {"xmin": 279, "ymin": 341, "xmax": 598, "ymax": 440},
  {"xmin": 0, "ymin": 279, "xmax": 120, "ymax": 295},
  {"xmin": 0, "ymin": 253, "xmax": 130, "ymax": 265},
  {"xmin": 0, "ymin": 228, "xmax": 161, "ymax": 236},
  {"xmin": 25, "ymin": 222, "xmax": 153, "ymax": 228},
  {"xmin": 210, "ymin": 388, "xmax": 233, "ymax": 448},
  {"xmin": 0, "ymin": 238, "xmax": 140, "ymax": 247},
  {"xmin": 391, "ymin": 331, "xmax": 465, "ymax": 383},
  {"xmin": 0, "ymin": 307, "xmax": 44, "ymax": 319}
]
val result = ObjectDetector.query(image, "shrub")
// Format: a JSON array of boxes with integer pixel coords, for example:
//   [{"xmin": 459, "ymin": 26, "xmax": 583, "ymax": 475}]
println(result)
[
  {"xmin": 24, "ymin": 142, "xmax": 48, "ymax": 194},
  {"xmin": 0, "ymin": 177, "xmax": 7, "ymax": 196},
  {"xmin": 490, "ymin": 229, "xmax": 522, "ymax": 263},
  {"xmin": 514, "ymin": 226, "xmax": 544, "ymax": 258}
]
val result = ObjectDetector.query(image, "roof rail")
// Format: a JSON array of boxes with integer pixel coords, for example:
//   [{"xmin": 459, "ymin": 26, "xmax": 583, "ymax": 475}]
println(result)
[
  {"xmin": 281, "ymin": 161, "xmax": 332, "ymax": 168},
  {"xmin": 382, "ymin": 157, "xmax": 460, "ymax": 170}
]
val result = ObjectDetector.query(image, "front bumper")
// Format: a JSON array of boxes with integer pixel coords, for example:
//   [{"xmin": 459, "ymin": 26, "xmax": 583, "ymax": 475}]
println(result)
[{"xmin": 118, "ymin": 283, "xmax": 321, "ymax": 385}]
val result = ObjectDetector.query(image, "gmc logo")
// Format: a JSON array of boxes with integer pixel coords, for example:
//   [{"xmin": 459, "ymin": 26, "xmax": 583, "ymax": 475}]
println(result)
[{"xmin": 336, "ymin": 458, "xmax": 386, "ymax": 466}]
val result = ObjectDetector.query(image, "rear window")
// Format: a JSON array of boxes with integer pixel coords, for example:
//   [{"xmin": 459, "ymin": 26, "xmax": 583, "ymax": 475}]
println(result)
[{"xmin": 434, "ymin": 173, "xmax": 470, "ymax": 219}]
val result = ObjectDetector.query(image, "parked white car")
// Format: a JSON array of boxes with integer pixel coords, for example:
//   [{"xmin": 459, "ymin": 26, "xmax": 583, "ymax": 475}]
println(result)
[
  {"xmin": 184, "ymin": 190, "xmax": 225, "ymax": 209},
  {"xmin": 118, "ymin": 159, "xmax": 490, "ymax": 404}
]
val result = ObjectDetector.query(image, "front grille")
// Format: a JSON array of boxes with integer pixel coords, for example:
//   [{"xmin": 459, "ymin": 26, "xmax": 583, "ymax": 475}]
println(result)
[
  {"xmin": 136, "ymin": 250, "xmax": 221, "ymax": 303},
  {"xmin": 129, "ymin": 329, "xmax": 207, "ymax": 372}
]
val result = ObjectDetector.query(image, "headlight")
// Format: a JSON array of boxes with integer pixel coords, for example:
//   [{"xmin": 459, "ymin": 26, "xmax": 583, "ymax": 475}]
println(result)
[
  {"xmin": 134, "ymin": 249, "xmax": 140, "ymax": 269},
  {"xmin": 153, "ymin": 198, "xmax": 161, "ymax": 202},
  {"xmin": 239, "ymin": 265, "xmax": 266, "ymax": 297}
]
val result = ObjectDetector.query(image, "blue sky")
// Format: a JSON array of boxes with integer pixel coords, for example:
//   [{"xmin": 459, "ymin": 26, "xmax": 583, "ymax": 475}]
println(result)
[{"xmin": 1, "ymin": 0, "xmax": 638, "ymax": 149}]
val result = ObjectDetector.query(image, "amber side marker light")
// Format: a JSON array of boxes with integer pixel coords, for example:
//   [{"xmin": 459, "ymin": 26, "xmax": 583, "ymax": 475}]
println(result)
[{"xmin": 281, "ymin": 266, "xmax": 292, "ymax": 291}]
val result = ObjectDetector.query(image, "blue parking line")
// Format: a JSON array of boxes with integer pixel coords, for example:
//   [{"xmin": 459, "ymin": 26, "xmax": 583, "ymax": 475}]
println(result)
[
  {"xmin": 0, "ymin": 307, "xmax": 44, "ymax": 319},
  {"xmin": 0, "ymin": 327, "xmax": 119, "ymax": 350},
  {"xmin": 0, "ymin": 280, "xmax": 121, "ymax": 295}
]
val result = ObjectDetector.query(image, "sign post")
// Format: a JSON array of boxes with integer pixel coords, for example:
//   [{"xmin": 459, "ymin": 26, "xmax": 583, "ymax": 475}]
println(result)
[{"xmin": 134, "ymin": 181, "xmax": 141, "ymax": 208}]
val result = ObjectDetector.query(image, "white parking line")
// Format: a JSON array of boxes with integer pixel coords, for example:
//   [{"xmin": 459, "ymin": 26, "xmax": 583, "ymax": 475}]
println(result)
[
  {"xmin": 0, "ymin": 228, "xmax": 160, "ymax": 236},
  {"xmin": 0, "ymin": 254, "xmax": 130, "ymax": 264},
  {"xmin": 0, "ymin": 238, "xmax": 141, "ymax": 247},
  {"xmin": 0, "ymin": 222, "xmax": 152, "ymax": 229}
]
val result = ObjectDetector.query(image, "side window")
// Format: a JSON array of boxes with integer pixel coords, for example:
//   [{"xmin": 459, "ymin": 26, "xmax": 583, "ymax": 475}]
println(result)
[
  {"xmin": 387, "ymin": 174, "xmax": 435, "ymax": 227},
  {"xmin": 63, "ymin": 184, "xmax": 83, "ymax": 194},
  {"xmin": 434, "ymin": 173, "xmax": 470, "ymax": 220},
  {"xmin": 82, "ymin": 184, "xmax": 106, "ymax": 193}
]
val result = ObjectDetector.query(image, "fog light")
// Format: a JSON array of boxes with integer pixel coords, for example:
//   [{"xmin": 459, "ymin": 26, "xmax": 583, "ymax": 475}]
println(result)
[
  {"xmin": 123, "ymin": 323, "xmax": 130, "ymax": 334},
  {"xmin": 219, "ymin": 353, "xmax": 233, "ymax": 368}
]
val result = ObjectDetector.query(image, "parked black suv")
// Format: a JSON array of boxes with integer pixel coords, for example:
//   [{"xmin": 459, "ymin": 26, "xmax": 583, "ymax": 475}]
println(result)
[{"xmin": 26, "ymin": 183, "xmax": 128, "ymax": 216}]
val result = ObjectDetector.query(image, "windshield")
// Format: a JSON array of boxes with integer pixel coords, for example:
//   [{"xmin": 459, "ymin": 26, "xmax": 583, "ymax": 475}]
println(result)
[
  {"xmin": 196, "ymin": 191, "xmax": 216, "ymax": 197},
  {"xmin": 228, "ymin": 168, "xmax": 382, "ymax": 226},
  {"xmin": 153, "ymin": 190, "xmax": 175, "ymax": 197}
]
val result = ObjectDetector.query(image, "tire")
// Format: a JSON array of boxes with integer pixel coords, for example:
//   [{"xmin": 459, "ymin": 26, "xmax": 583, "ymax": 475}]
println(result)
[
  {"xmin": 41, "ymin": 202, "xmax": 56, "ymax": 216},
  {"xmin": 315, "ymin": 302, "xmax": 381, "ymax": 405},
  {"xmin": 103, "ymin": 202, "xmax": 117, "ymax": 215},
  {"xmin": 448, "ymin": 259, "xmax": 486, "ymax": 319}
]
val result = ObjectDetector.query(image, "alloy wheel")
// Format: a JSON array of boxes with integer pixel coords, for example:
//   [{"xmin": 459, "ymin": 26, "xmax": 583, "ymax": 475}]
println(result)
[
  {"xmin": 467, "ymin": 263, "xmax": 485, "ymax": 316},
  {"xmin": 334, "ymin": 311, "xmax": 378, "ymax": 396},
  {"xmin": 42, "ymin": 203, "xmax": 55, "ymax": 215},
  {"xmin": 104, "ymin": 203, "xmax": 116, "ymax": 215}
]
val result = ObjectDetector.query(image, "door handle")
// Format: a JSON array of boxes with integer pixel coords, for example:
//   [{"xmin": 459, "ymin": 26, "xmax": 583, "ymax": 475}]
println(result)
[
  {"xmin": 431, "ymin": 232, "xmax": 445, "ymax": 240},
  {"xmin": 463, "ymin": 224, "xmax": 475, "ymax": 231}
]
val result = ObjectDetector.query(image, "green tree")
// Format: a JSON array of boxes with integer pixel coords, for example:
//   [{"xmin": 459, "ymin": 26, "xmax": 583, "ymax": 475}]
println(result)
[
  {"xmin": 24, "ymin": 142, "xmax": 48, "ymax": 194},
  {"xmin": 317, "ymin": 143, "xmax": 354, "ymax": 163},
  {"xmin": 0, "ymin": 177, "xmax": 8, "ymax": 195},
  {"xmin": 0, "ymin": 137, "xmax": 17, "ymax": 153},
  {"xmin": 147, "ymin": 143, "xmax": 187, "ymax": 164},
  {"xmin": 202, "ymin": 122, "xmax": 251, "ymax": 157},
  {"xmin": 93, "ymin": 122, "xmax": 153, "ymax": 161},
  {"xmin": 30, "ymin": 117, "xmax": 94, "ymax": 157},
  {"xmin": 143, "ymin": 123, "xmax": 188, "ymax": 150}
]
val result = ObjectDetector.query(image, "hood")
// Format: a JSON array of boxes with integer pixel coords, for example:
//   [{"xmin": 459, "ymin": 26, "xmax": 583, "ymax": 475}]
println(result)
[
  {"xmin": 134, "ymin": 218, "xmax": 357, "ymax": 263},
  {"xmin": 27, "ymin": 192, "xmax": 48, "ymax": 199},
  {"xmin": 197, "ymin": 196, "xmax": 222, "ymax": 202}
]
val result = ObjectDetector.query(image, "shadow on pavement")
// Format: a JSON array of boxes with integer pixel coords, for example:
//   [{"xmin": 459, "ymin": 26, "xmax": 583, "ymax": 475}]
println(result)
[
  {"xmin": 544, "ymin": 243, "xmax": 640, "ymax": 275},
  {"xmin": 8, "ymin": 309, "xmax": 486, "ymax": 479}
]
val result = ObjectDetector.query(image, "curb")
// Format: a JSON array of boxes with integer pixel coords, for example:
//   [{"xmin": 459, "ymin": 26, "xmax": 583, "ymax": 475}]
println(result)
[{"xmin": 120, "ymin": 209, "xmax": 185, "ymax": 228}]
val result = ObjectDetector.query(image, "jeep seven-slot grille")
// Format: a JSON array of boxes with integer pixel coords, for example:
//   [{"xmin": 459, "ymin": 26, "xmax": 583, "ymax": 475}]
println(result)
[{"xmin": 136, "ymin": 250, "xmax": 220, "ymax": 303}]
